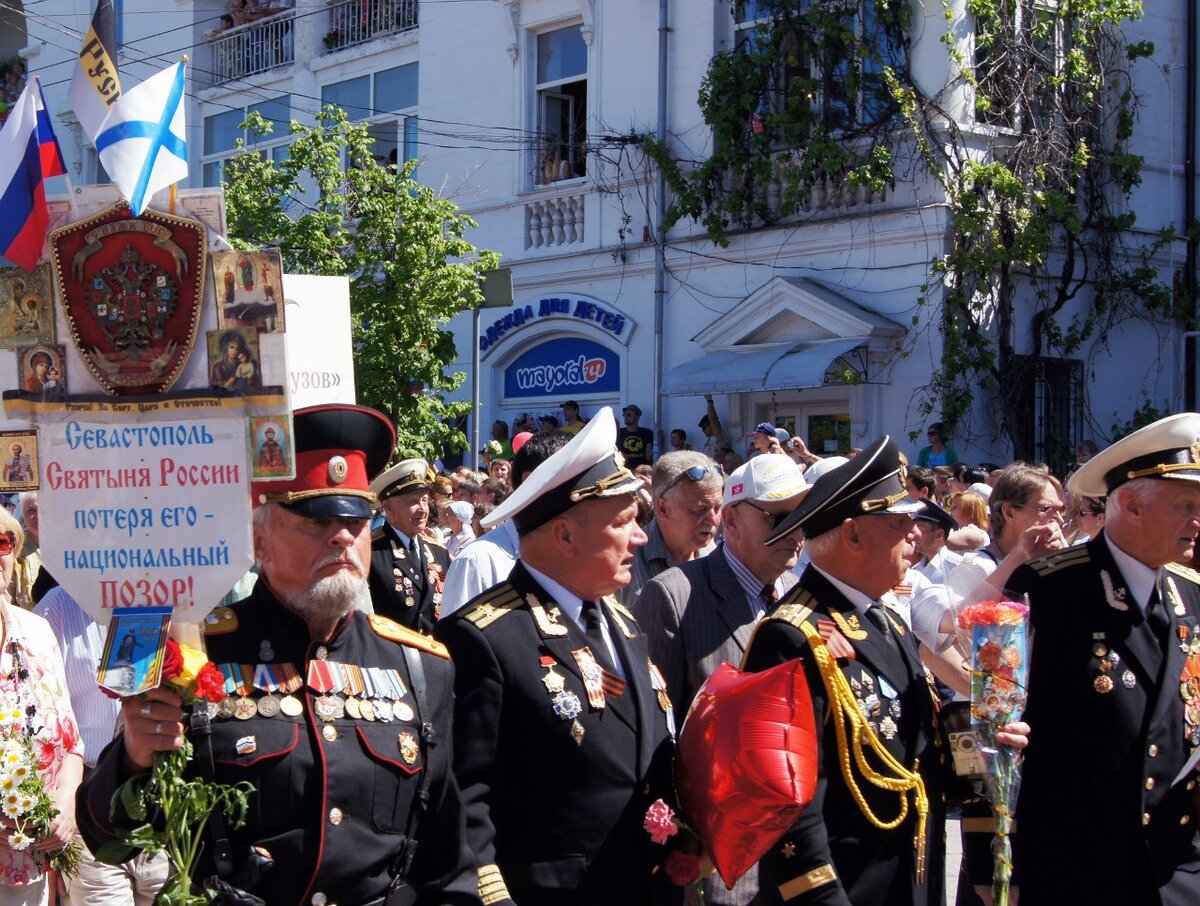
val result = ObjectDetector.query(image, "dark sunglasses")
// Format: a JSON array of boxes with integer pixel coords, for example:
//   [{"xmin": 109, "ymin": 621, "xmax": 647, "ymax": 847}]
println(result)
[
  {"xmin": 0, "ymin": 532, "xmax": 15, "ymax": 555},
  {"xmin": 661, "ymin": 464, "xmax": 722, "ymax": 496},
  {"xmin": 739, "ymin": 502, "xmax": 787, "ymax": 529}
]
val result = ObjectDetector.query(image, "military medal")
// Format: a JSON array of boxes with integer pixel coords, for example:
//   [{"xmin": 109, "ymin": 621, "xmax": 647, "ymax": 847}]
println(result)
[
  {"xmin": 373, "ymin": 699, "xmax": 392, "ymax": 723},
  {"xmin": 234, "ymin": 697, "xmax": 259, "ymax": 720},
  {"xmin": 1122, "ymin": 669, "xmax": 1137, "ymax": 689},
  {"xmin": 1093, "ymin": 642, "xmax": 1108, "ymax": 658},
  {"xmin": 394, "ymin": 701, "xmax": 414, "ymax": 722},
  {"xmin": 648, "ymin": 662, "xmax": 672, "ymax": 715},
  {"xmin": 279, "ymin": 695, "xmax": 303, "ymax": 717},
  {"xmin": 879, "ymin": 716, "xmax": 898, "ymax": 739},
  {"xmin": 256, "ymin": 695, "xmax": 280, "ymax": 718},
  {"xmin": 360, "ymin": 699, "xmax": 377, "ymax": 721},
  {"xmin": 314, "ymin": 696, "xmax": 344, "ymax": 721},
  {"xmin": 1094, "ymin": 675, "xmax": 1114, "ymax": 694},
  {"xmin": 542, "ymin": 669, "xmax": 566, "ymax": 694},
  {"xmin": 217, "ymin": 697, "xmax": 237, "ymax": 719},
  {"xmin": 552, "ymin": 690, "xmax": 583, "ymax": 720},
  {"xmin": 571, "ymin": 649, "xmax": 607, "ymax": 710},
  {"xmin": 345, "ymin": 696, "xmax": 362, "ymax": 720},
  {"xmin": 1181, "ymin": 654, "xmax": 1200, "ymax": 745},
  {"xmin": 397, "ymin": 731, "xmax": 419, "ymax": 765},
  {"xmin": 570, "ymin": 720, "xmax": 585, "ymax": 744},
  {"xmin": 258, "ymin": 640, "xmax": 275, "ymax": 663}
]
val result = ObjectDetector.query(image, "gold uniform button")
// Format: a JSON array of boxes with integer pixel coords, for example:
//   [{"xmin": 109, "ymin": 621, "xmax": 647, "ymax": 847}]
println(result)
[
  {"xmin": 329, "ymin": 807, "xmax": 343, "ymax": 826},
  {"xmin": 322, "ymin": 725, "xmax": 338, "ymax": 742},
  {"xmin": 1183, "ymin": 815, "xmax": 1192, "ymax": 826},
  {"xmin": 1145, "ymin": 777, "xmax": 1155, "ymax": 790},
  {"xmin": 1148, "ymin": 744, "xmax": 1159, "ymax": 757},
  {"xmin": 1142, "ymin": 813, "xmax": 1151, "ymax": 826}
]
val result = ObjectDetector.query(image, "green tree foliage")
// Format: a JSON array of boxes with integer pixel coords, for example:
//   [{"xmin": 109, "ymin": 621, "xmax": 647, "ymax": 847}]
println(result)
[
  {"xmin": 222, "ymin": 108, "xmax": 499, "ymax": 460},
  {"xmin": 648, "ymin": 0, "xmax": 1176, "ymax": 456}
]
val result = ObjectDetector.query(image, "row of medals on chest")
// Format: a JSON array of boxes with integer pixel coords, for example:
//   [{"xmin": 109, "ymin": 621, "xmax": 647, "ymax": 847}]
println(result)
[{"xmin": 203, "ymin": 657, "xmax": 416, "ymax": 724}]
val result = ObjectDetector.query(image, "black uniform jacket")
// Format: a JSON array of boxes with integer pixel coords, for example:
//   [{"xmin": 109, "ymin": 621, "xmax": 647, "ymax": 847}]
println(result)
[
  {"xmin": 78, "ymin": 581, "xmax": 479, "ymax": 906},
  {"xmin": 433, "ymin": 561, "xmax": 681, "ymax": 906},
  {"xmin": 369, "ymin": 524, "xmax": 450, "ymax": 634},
  {"xmin": 741, "ymin": 566, "xmax": 946, "ymax": 906},
  {"xmin": 1009, "ymin": 534, "xmax": 1200, "ymax": 906}
]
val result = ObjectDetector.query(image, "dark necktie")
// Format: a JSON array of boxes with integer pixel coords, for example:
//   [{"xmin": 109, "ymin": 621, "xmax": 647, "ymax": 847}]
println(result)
[
  {"xmin": 582, "ymin": 600, "xmax": 616, "ymax": 674},
  {"xmin": 409, "ymin": 537, "xmax": 424, "ymax": 587},
  {"xmin": 1147, "ymin": 572, "xmax": 1171, "ymax": 645},
  {"xmin": 865, "ymin": 603, "xmax": 896, "ymax": 647},
  {"xmin": 759, "ymin": 583, "xmax": 779, "ymax": 617}
]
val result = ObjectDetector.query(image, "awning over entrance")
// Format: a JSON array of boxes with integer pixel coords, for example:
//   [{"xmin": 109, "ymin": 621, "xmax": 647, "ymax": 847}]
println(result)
[{"xmin": 661, "ymin": 337, "xmax": 867, "ymax": 397}]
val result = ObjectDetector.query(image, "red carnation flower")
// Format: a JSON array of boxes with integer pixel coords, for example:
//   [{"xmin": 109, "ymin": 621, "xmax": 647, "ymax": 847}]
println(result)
[
  {"xmin": 195, "ymin": 663, "xmax": 226, "ymax": 703},
  {"xmin": 161, "ymin": 638, "xmax": 184, "ymax": 682},
  {"xmin": 665, "ymin": 851, "xmax": 701, "ymax": 887}
]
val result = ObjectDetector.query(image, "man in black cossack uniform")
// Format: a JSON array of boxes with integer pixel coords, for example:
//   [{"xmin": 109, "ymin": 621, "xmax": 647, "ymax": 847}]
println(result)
[
  {"xmin": 368, "ymin": 459, "xmax": 450, "ymax": 634},
  {"xmin": 1008, "ymin": 413, "xmax": 1200, "ymax": 905},
  {"xmin": 740, "ymin": 437, "xmax": 1027, "ymax": 906},
  {"xmin": 435, "ymin": 407, "xmax": 681, "ymax": 906},
  {"xmin": 78, "ymin": 405, "xmax": 480, "ymax": 906}
]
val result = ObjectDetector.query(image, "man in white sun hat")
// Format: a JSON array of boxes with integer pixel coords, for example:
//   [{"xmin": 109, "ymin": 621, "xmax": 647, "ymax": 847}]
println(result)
[
  {"xmin": 1009, "ymin": 412, "xmax": 1200, "ymax": 905},
  {"xmin": 434, "ymin": 408, "xmax": 681, "ymax": 906},
  {"xmin": 635, "ymin": 452, "xmax": 809, "ymax": 906}
]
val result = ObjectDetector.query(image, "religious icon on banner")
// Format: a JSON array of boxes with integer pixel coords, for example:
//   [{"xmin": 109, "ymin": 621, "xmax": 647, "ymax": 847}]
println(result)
[
  {"xmin": 0, "ymin": 430, "xmax": 39, "ymax": 492},
  {"xmin": 16, "ymin": 343, "xmax": 67, "ymax": 402},
  {"xmin": 0, "ymin": 265, "xmax": 56, "ymax": 348},
  {"xmin": 48, "ymin": 203, "xmax": 206, "ymax": 396},
  {"xmin": 249, "ymin": 414, "xmax": 294, "ymax": 480},
  {"xmin": 213, "ymin": 248, "xmax": 285, "ymax": 334},
  {"xmin": 206, "ymin": 327, "xmax": 263, "ymax": 395}
]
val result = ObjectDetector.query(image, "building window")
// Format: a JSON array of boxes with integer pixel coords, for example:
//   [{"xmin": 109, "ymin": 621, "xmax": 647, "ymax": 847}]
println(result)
[
  {"xmin": 201, "ymin": 97, "xmax": 292, "ymax": 188},
  {"xmin": 975, "ymin": 1, "xmax": 1062, "ymax": 131},
  {"xmin": 734, "ymin": 0, "xmax": 900, "ymax": 138},
  {"xmin": 534, "ymin": 25, "xmax": 587, "ymax": 186},
  {"xmin": 322, "ymin": 63, "xmax": 419, "ymax": 173},
  {"xmin": 1013, "ymin": 354, "xmax": 1083, "ymax": 474}
]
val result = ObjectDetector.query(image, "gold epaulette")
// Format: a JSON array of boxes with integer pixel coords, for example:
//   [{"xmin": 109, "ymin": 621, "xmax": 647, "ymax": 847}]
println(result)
[
  {"xmin": 769, "ymin": 588, "xmax": 817, "ymax": 630},
  {"xmin": 1166, "ymin": 562, "xmax": 1200, "ymax": 586},
  {"xmin": 421, "ymin": 532, "xmax": 446, "ymax": 549},
  {"xmin": 478, "ymin": 863, "xmax": 511, "ymax": 905},
  {"xmin": 463, "ymin": 584, "xmax": 523, "ymax": 629},
  {"xmin": 203, "ymin": 606, "xmax": 238, "ymax": 635},
  {"xmin": 366, "ymin": 614, "xmax": 449, "ymax": 659},
  {"xmin": 1028, "ymin": 544, "xmax": 1091, "ymax": 576},
  {"xmin": 371, "ymin": 526, "xmax": 386, "ymax": 542}
]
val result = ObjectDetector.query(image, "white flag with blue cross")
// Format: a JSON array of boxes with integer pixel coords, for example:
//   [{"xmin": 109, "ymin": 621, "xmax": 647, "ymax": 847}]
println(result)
[{"xmin": 96, "ymin": 61, "xmax": 187, "ymax": 216}]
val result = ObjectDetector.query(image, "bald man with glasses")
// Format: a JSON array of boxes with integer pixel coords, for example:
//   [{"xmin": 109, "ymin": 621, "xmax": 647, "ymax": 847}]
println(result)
[{"xmin": 618, "ymin": 452, "xmax": 723, "ymax": 607}]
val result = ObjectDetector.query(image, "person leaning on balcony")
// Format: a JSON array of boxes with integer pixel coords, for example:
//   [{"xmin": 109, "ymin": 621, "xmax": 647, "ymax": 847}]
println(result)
[{"xmin": 540, "ymin": 144, "xmax": 572, "ymax": 184}]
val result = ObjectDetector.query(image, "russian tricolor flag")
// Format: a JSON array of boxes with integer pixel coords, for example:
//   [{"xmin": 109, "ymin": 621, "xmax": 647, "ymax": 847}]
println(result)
[{"xmin": 0, "ymin": 77, "xmax": 65, "ymax": 272}]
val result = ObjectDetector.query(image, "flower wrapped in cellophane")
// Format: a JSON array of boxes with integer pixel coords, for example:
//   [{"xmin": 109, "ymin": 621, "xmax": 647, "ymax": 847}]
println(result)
[
  {"xmin": 955, "ymin": 599, "xmax": 1030, "ymax": 906},
  {"xmin": 0, "ymin": 691, "xmax": 81, "ymax": 877}
]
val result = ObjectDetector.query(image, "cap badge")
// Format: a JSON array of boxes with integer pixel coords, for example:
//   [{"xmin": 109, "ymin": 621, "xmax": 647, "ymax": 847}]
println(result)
[
  {"xmin": 328, "ymin": 455, "xmax": 348, "ymax": 484},
  {"xmin": 1191, "ymin": 437, "xmax": 1200, "ymax": 464}
]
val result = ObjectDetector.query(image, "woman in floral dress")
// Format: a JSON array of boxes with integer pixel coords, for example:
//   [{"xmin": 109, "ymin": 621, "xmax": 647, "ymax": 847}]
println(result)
[{"xmin": 0, "ymin": 507, "xmax": 83, "ymax": 905}]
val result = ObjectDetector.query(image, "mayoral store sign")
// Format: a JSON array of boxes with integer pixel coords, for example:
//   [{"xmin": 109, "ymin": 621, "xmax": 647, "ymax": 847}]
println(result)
[{"xmin": 37, "ymin": 405, "xmax": 253, "ymax": 624}]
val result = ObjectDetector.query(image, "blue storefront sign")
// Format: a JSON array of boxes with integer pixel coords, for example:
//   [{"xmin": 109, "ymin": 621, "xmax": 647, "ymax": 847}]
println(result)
[{"xmin": 503, "ymin": 337, "xmax": 620, "ymax": 399}]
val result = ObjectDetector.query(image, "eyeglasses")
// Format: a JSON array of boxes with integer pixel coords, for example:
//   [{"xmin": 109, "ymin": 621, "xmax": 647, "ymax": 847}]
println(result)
[
  {"xmin": 661, "ymin": 464, "xmax": 722, "ymax": 496},
  {"xmin": 0, "ymin": 532, "xmax": 17, "ymax": 555},
  {"xmin": 1078, "ymin": 508, "xmax": 1103, "ymax": 518},
  {"xmin": 739, "ymin": 502, "xmax": 787, "ymax": 529},
  {"xmin": 1012, "ymin": 502, "xmax": 1065, "ymax": 518}
]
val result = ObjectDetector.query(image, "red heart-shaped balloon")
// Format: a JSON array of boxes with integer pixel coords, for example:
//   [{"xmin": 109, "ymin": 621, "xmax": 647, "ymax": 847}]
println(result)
[{"xmin": 676, "ymin": 658, "xmax": 819, "ymax": 888}]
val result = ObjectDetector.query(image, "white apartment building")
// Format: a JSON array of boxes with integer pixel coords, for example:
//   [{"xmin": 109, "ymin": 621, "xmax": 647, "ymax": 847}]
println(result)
[{"xmin": 11, "ymin": 0, "xmax": 1193, "ymax": 467}]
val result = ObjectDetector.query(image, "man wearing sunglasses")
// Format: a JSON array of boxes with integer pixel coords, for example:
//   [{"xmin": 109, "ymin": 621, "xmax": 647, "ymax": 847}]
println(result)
[
  {"xmin": 619, "ymin": 452, "xmax": 724, "ymax": 607},
  {"xmin": 635, "ymin": 453, "xmax": 808, "ymax": 906}
]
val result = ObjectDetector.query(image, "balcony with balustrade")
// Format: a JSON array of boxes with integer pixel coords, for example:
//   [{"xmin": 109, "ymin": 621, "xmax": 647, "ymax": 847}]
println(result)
[
  {"xmin": 205, "ymin": 9, "xmax": 295, "ymax": 88},
  {"xmin": 322, "ymin": 0, "xmax": 418, "ymax": 54}
]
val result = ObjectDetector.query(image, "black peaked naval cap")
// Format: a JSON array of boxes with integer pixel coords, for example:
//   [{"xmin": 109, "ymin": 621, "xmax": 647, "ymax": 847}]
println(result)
[
  {"xmin": 766, "ymin": 435, "xmax": 923, "ymax": 544},
  {"xmin": 914, "ymin": 498, "xmax": 959, "ymax": 534},
  {"xmin": 253, "ymin": 404, "xmax": 396, "ymax": 520}
]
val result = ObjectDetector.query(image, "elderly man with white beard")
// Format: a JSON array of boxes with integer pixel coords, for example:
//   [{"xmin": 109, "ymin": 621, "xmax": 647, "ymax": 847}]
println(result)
[{"xmin": 79, "ymin": 405, "xmax": 480, "ymax": 906}]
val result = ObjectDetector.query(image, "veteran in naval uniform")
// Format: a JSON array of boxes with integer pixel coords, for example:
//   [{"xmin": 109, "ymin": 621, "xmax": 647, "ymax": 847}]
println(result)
[
  {"xmin": 79, "ymin": 405, "xmax": 479, "ymax": 906},
  {"xmin": 740, "ymin": 437, "xmax": 1026, "ymax": 906},
  {"xmin": 434, "ymin": 407, "xmax": 681, "ymax": 906},
  {"xmin": 368, "ymin": 459, "xmax": 450, "ymax": 634},
  {"xmin": 1006, "ymin": 413, "xmax": 1200, "ymax": 905}
]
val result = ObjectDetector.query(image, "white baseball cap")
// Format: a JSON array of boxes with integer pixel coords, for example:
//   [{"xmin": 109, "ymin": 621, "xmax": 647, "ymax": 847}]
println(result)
[{"xmin": 722, "ymin": 454, "xmax": 808, "ymax": 509}]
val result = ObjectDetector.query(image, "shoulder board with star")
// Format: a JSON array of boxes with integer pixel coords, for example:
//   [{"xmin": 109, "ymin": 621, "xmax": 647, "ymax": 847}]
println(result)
[
  {"xmin": 203, "ymin": 606, "xmax": 239, "ymax": 636},
  {"xmin": 367, "ymin": 614, "xmax": 449, "ymax": 658},
  {"xmin": 1166, "ymin": 562, "xmax": 1200, "ymax": 587},
  {"xmin": 1027, "ymin": 544, "xmax": 1091, "ymax": 576},
  {"xmin": 371, "ymin": 525, "xmax": 387, "ymax": 543},
  {"xmin": 768, "ymin": 588, "xmax": 818, "ymax": 630},
  {"xmin": 462, "ymin": 584, "xmax": 524, "ymax": 629}
]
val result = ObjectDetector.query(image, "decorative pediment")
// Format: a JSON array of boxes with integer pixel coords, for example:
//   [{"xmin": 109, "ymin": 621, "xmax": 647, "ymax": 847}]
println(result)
[{"xmin": 691, "ymin": 276, "xmax": 904, "ymax": 351}]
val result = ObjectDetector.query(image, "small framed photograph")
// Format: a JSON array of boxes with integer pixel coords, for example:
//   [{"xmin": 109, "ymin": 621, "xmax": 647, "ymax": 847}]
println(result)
[
  {"xmin": 0, "ymin": 431, "xmax": 38, "ymax": 491},
  {"xmin": 16, "ymin": 343, "xmax": 67, "ymax": 402},
  {"xmin": 0, "ymin": 265, "xmax": 56, "ymax": 348},
  {"xmin": 207, "ymin": 327, "xmax": 262, "ymax": 395},
  {"xmin": 213, "ymin": 249, "xmax": 286, "ymax": 334},
  {"xmin": 97, "ymin": 607, "xmax": 173, "ymax": 698},
  {"xmin": 249, "ymin": 414, "xmax": 294, "ymax": 480}
]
